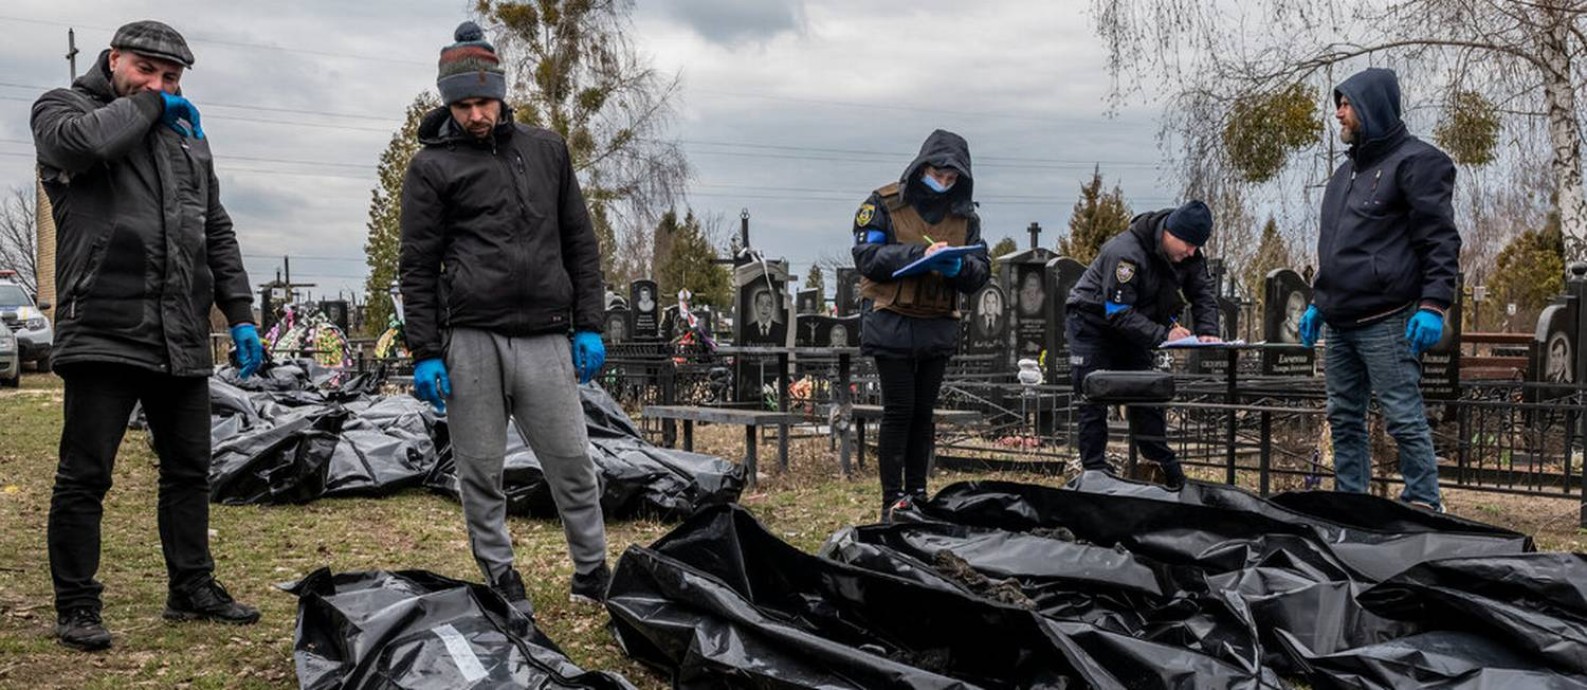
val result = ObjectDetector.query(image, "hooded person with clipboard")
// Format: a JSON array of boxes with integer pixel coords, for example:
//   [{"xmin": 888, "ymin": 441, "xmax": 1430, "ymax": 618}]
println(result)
[{"xmin": 850, "ymin": 129, "xmax": 991, "ymax": 521}]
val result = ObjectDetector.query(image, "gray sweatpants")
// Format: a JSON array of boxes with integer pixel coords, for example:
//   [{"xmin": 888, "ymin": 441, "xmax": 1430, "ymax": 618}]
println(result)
[{"xmin": 445, "ymin": 328, "xmax": 607, "ymax": 582}]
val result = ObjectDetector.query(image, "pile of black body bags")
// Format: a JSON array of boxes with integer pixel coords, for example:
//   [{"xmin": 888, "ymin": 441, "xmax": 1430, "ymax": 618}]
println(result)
[
  {"xmin": 602, "ymin": 473, "xmax": 1586, "ymax": 689},
  {"xmin": 201, "ymin": 363, "xmax": 1585, "ymax": 689},
  {"xmin": 203, "ymin": 359, "xmax": 746, "ymax": 520}
]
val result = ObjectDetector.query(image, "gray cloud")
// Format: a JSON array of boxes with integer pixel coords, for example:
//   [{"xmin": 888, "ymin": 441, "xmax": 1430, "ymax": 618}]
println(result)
[{"xmin": 651, "ymin": 0, "xmax": 804, "ymax": 46}]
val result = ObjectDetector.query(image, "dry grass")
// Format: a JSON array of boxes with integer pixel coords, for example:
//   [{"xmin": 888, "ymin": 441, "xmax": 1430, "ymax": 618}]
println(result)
[{"xmin": 0, "ymin": 373, "xmax": 1581, "ymax": 688}]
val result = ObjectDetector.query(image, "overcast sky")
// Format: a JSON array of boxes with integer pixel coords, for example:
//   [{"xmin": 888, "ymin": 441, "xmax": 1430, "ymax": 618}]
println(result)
[{"xmin": 0, "ymin": 0, "xmax": 1178, "ymax": 301}]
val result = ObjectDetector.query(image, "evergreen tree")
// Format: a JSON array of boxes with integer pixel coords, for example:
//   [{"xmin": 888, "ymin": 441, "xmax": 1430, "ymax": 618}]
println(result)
[
  {"xmin": 1485, "ymin": 212, "xmax": 1565, "ymax": 329},
  {"xmin": 805, "ymin": 264, "xmax": 826, "ymax": 310},
  {"xmin": 362, "ymin": 92, "xmax": 438, "ymax": 337},
  {"xmin": 1058, "ymin": 167, "xmax": 1132, "ymax": 264},
  {"xmin": 655, "ymin": 210, "xmax": 731, "ymax": 308},
  {"xmin": 988, "ymin": 236, "xmax": 1018, "ymax": 273},
  {"xmin": 1243, "ymin": 215, "xmax": 1294, "ymax": 315}
]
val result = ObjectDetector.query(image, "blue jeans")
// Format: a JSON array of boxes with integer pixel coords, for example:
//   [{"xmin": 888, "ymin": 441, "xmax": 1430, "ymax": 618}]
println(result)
[{"xmin": 1324, "ymin": 310, "xmax": 1441, "ymax": 508}]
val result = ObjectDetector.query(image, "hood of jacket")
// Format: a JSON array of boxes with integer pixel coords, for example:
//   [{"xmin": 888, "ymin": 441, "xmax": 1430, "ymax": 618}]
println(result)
[
  {"xmin": 898, "ymin": 129, "xmax": 975, "ymax": 219},
  {"xmin": 417, "ymin": 102, "xmax": 517, "ymax": 147},
  {"xmin": 78, "ymin": 51, "xmax": 120, "ymax": 104},
  {"xmin": 1335, "ymin": 68, "xmax": 1408, "ymax": 166},
  {"xmin": 1126, "ymin": 209, "xmax": 1176, "ymax": 263}
]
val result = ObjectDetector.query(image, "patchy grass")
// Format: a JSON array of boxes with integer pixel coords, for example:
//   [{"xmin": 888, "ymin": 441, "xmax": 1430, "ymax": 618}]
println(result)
[{"xmin": 0, "ymin": 372, "xmax": 1582, "ymax": 688}]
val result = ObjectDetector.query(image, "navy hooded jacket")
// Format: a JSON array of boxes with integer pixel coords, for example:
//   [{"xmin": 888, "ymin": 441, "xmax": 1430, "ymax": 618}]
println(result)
[
  {"xmin": 1314, "ymin": 68, "xmax": 1461, "ymax": 327},
  {"xmin": 850, "ymin": 129, "xmax": 991, "ymax": 358}
]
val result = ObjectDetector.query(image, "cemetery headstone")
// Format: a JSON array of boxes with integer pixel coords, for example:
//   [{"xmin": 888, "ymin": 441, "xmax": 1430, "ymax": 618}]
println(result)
[
  {"xmin": 795, "ymin": 314, "xmax": 861, "ymax": 348},
  {"xmin": 735, "ymin": 261, "xmax": 790, "ymax": 402},
  {"xmin": 797, "ymin": 289, "xmax": 821, "ymax": 315},
  {"xmin": 1043, "ymin": 257, "xmax": 1086, "ymax": 384},
  {"xmin": 630, "ymin": 280, "xmax": 660, "ymax": 340},
  {"xmin": 1260, "ymin": 269, "xmax": 1316, "ymax": 376},
  {"xmin": 960, "ymin": 284, "xmax": 1008, "ymax": 375},
  {"xmin": 603, "ymin": 308, "xmax": 629, "ymax": 343},
  {"xmin": 835, "ymin": 267, "xmax": 862, "ymax": 317},
  {"xmin": 999, "ymin": 245, "xmax": 1056, "ymax": 370},
  {"xmin": 1418, "ymin": 274, "xmax": 1462, "ymax": 401}
]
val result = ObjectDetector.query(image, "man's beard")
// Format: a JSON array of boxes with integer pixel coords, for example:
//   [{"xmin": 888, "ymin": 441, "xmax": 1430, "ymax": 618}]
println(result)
[{"xmin": 1341, "ymin": 124, "xmax": 1356, "ymax": 144}]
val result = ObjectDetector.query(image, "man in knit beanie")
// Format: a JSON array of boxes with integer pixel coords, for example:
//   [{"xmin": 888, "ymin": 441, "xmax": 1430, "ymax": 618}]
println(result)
[
  {"xmin": 436, "ymin": 21, "xmax": 506, "ymax": 105},
  {"xmin": 400, "ymin": 21, "xmax": 612, "ymax": 617},
  {"xmin": 1064, "ymin": 200, "xmax": 1223, "ymax": 489}
]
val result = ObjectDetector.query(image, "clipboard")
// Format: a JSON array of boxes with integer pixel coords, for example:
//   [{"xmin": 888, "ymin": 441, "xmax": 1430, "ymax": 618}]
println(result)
[{"xmin": 890, "ymin": 244, "xmax": 987, "ymax": 279}]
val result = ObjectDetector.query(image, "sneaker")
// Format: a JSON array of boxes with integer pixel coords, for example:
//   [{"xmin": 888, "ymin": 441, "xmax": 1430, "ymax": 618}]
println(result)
[
  {"xmin": 491, "ymin": 569, "xmax": 535, "ymax": 619},
  {"xmin": 163, "ymin": 578, "xmax": 261, "ymax": 624},
  {"xmin": 56, "ymin": 607, "xmax": 111, "ymax": 651},
  {"xmin": 882, "ymin": 494, "xmax": 915, "ymax": 524},
  {"xmin": 570, "ymin": 562, "xmax": 611, "ymax": 605},
  {"xmin": 1163, "ymin": 465, "xmax": 1187, "ymax": 491},
  {"xmin": 1408, "ymin": 500, "xmax": 1446, "ymax": 514}
]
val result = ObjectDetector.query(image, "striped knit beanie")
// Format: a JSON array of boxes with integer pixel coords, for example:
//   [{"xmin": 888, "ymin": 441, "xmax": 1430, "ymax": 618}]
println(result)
[{"xmin": 437, "ymin": 21, "xmax": 506, "ymax": 105}]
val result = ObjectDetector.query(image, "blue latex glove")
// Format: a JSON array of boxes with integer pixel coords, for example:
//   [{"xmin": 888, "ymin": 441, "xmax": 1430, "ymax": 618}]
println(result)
[
  {"xmin": 571, "ymin": 331, "xmax": 606, "ymax": 384},
  {"xmin": 1406, "ymin": 309, "xmax": 1444, "ymax": 355},
  {"xmin": 932, "ymin": 255, "xmax": 963, "ymax": 278},
  {"xmin": 412, "ymin": 358, "xmax": 451, "ymax": 414},
  {"xmin": 1298, "ymin": 305, "xmax": 1321, "ymax": 348},
  {"xmin": 159, "ymin": 92, "xmax": 205, "ymax": 139},
  {"xmin": 230, "ymin": 323, "xmax": 263, "ymax": 379}
]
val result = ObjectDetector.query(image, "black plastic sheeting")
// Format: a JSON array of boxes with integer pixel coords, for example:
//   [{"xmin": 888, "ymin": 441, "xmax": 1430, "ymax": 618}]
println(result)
[
  {"xmin": 424, "ymin": 384, "xmax": 747, "ymax": 521},
  {"xmin": 206, "ymin": 371, "xmax": 746, "ymax": 519},
  {"xmin": 607, "ymin": 504, "xmax": 1282, "ymax": 690},
  {"xmin": 281, "ymin": 568, "xmax": 635, "ymax": 690},
  {"xmin": 208, "ymin": 380, "xmax": 444, "ymax": 505},
  {"xmin": 607, "ymin": 476, "xmax": 1586, "ymax": 689}
]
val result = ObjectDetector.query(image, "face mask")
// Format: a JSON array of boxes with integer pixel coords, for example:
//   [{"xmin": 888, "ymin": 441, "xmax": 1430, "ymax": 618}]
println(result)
[{"xmin": 922, "ymin": 174, "xmax": 954, "ymax": 193}]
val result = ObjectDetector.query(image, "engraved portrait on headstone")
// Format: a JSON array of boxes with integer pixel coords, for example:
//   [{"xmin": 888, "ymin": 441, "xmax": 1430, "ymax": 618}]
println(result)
[
  {"xmin": 976, "ymin": 288, "xmax": 1004, "ymax": 340},
  {"xmin": 829, "ymin": 322, "xmax": 851, "ymax": 347},
  {"xmin": 1261, "ymin": 268, "xmax": 1316, "ymax": 376},
  {"xmin": 603, "ymin": 310, "xmax": 628, "ymax": 343},
  {"xmin": 964, "ymin": 285, "xmax": 1007, "ymax": 355},
  {"xmin": 835, "ymin": 267, "xmax": 862, "ymax": 317},
  {"xmin": 797, "ymin": 289, "xmax": 820, "ymax": 315},
  {"xmin": 743, "ymin": 285, "xmax": 786, "ymax": 343},
  {"xmin": 630, "ymin": 280, "xmax": 659, "ymax": 340},
  {"xmin": 1264, "ymin": 269, "xmax": 1312, "ymax": 345},
  {"xmin": 1533, "ymin": 303, "xmax": 1576, "ymax": 389}
]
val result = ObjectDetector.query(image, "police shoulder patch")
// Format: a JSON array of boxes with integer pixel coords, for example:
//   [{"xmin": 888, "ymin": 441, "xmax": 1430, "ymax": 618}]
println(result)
[
  {"xmin": 1115, "ymin": 260, "xmax": 1137, "ymax": 284},
  {"xmin": 855, "ymin": 203, "xmax": 876, "ymax": 228}
]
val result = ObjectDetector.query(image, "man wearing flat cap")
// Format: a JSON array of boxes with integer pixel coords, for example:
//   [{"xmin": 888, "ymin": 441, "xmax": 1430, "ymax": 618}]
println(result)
[
  {"xmin": 1065, "ymin": 200, "xmax": 1223, "ymax": 489},
  {"xmin": 32, "ymin": 20, "xmax": 263, "ymax": 651}
]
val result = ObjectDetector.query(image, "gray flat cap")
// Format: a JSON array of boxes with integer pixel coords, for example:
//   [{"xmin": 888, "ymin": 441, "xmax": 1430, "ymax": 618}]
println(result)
[{"xmin": 111, "ymin": 20, "xmax": 195, "ymax": 68}]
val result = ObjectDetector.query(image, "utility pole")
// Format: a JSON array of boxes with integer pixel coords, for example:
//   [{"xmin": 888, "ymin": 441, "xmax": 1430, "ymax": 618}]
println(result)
[{"xmin": 66, "ymin": 29, "xmax": 79, "ymax": 81}]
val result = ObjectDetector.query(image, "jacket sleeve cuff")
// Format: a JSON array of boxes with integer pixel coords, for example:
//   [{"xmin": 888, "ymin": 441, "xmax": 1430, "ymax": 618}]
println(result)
[
  {"xmin": 131, "ymin": 90, "xmax": 164, "ymax": 121},
  {"xmin": 1418, "ymin": 299, "xmax": 1450, "ymax": 315},
  {"xmin": 218, "ymin": 299, "xmax": 254, "ymax": 326}
]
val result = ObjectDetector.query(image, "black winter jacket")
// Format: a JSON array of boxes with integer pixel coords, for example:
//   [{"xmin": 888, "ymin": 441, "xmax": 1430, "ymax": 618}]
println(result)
[
  {"xmin": 1315, "ymin": 68, "xmax": 1461, "ymax": 327},
  {"xmin": 32, "ymin": 50, "xmax": 254, "ymax": 377},
  {"xmin": 399, "ymin": 107, "xmax": 604, "ymax": 362},
  {"xmin": 1066, "ymin": 210, "xmax": 1219, "ymax": 348},
  {"xmin": 851, "ymin": 130, "xmax": 991, "ymax": 358}
]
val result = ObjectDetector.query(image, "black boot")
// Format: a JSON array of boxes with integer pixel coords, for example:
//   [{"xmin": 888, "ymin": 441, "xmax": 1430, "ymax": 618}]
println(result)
[
  {"xmin": 492, "ymin": 568, "xmax": 536, "ymax": 618},
  {"xmin": 1162, "ymin": 463, "xmax": 1187, "ymax": 491},
  {"xmin": 163, "ymin": 578, "xmax": 260, "ymax": 624},
  {"xmin": 56, "ymin": 607, "xmax": 111, "ymax": 651},
  {"xmin": 570, "ymin": 562, "xmax": 611, "ymax": 605}
]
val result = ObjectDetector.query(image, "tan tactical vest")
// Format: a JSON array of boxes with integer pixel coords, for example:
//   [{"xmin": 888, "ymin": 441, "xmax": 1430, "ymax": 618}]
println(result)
[{"xmin": 859, "ymin": 182, "xmax": 970, "ymax": 318}]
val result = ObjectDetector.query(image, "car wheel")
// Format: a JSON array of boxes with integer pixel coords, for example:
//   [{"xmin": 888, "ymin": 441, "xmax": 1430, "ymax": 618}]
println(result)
[{"xmin": 2, "ymin": 373, "xmax": 18, "ymax": 388}]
